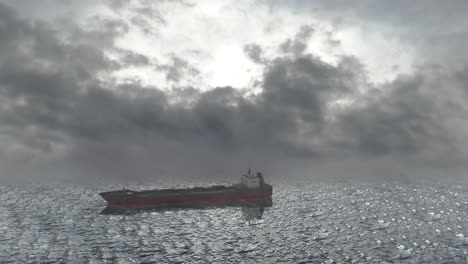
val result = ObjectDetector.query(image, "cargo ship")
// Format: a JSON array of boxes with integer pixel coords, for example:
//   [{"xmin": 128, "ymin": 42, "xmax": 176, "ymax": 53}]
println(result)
[{"xmin": 99, "ymin": 168, "xmax": 272, "ymax": 212}]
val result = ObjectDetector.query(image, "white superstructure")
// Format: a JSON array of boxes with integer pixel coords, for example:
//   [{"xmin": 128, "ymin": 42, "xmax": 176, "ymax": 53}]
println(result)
[{"xmin": 240, "ymin": 168, "xmax": 263, "ymax": 189}]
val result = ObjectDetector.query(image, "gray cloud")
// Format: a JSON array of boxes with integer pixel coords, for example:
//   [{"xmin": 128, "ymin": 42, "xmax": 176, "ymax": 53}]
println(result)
[
  {"xmin": 275, "ymin": 1, "xmax": 468, "ymax": 70},
  {"xmin": 279, "ymin": 1, "xmax": 468, "ymax": 30},
  {"xmin": 156, "ymin": 56, "xmax": 200, "ymax": 83},
  {"xmin": 1, "ymin": 2, "xmax": 468, "ymax": 183},
  {"xmin": 335, "ymin": 75, "xmax": 453, "ymax": 156},
  {"xmin": 119, "ymin": 50, "xmax": 152, "ymax": 67},
  {"xmin": 243, "ymin": 44, "xmax": 264, "ymax": 64},
  {"xmin": 279, "ymin": 25, "xmax": 314, "ymax": 56}
]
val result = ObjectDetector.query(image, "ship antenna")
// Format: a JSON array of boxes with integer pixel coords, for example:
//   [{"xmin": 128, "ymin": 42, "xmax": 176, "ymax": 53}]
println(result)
[{"xmin": 248, "ymin": 160, "xmax": 251, "ymax": 174}]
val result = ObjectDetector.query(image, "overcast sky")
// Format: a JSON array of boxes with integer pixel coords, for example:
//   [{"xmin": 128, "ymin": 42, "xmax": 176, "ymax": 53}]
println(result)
[{"xmin": 1, "ymin": 0, "xmax": 468, "ymax": 184}]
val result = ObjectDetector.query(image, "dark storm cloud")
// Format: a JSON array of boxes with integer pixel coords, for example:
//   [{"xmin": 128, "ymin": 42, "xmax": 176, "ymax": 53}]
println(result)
[
  {"xmin": 0, "ymin": 2, "xmax": 467, "ymax": 182},
  {"xmin": 262, "ymin": 55, "xmax": 351, "ymax": 127},
  {"xmin": 0, "ymin": 1, "xmax": 456, "ymax": 154},
  {"xmin": 0, "ymin": 0, "xmax": 315, "ymax": 157},
  {"xmin": 334, "ymin": 75, "xmax": 454, "ymax": 156}
]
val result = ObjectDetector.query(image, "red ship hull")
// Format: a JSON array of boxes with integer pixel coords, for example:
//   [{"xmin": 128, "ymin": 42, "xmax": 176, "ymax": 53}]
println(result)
[{"xmin": 99, "ymin": 184, "xmax": 273, "ymax": 210}]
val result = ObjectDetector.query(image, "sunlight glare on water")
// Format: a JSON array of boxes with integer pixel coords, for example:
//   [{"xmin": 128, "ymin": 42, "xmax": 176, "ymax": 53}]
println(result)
[{"xmin": 0, "ymin": 183, "xmax": 467, "ymax": 263}]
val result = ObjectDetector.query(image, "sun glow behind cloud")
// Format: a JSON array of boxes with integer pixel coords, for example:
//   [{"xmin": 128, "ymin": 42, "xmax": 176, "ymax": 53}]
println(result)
[
  {"xmin": 9, "ymin": 0, "xmax": 415, "ymax": 92},
  {"xmin": 100, "ymin": 0, "xmax": 413, "ymax": 91},
  {"xmin": 8, "ymin": 0, "xmax": 418, "ymax": 92}
]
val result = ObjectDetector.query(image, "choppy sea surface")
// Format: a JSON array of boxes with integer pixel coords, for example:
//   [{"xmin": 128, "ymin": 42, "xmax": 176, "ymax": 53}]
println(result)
[{"xmin": 1, "ymin": 182, "xmax": 468, "ymax": 263}]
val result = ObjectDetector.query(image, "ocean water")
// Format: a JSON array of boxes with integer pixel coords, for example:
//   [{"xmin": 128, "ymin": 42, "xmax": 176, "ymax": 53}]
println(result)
[{"xmin": 1, "ymin": 183, "xmax": 467, "ymax": 263}]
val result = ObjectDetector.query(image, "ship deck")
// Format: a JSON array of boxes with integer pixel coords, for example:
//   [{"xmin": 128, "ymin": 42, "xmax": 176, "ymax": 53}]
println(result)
[{"xmin": 100, "ymin": 184, "xmax": 271, "ymax": 196}]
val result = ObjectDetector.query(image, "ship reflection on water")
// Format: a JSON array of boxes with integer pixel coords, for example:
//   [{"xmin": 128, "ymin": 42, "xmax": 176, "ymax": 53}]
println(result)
[
  {"xmin": 241, "ymin": 205, "xmax": 266, "ymax": 221},
  {"xmin": 100, "ymin": 199, "xmax": 272, "ymax": 221}
]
